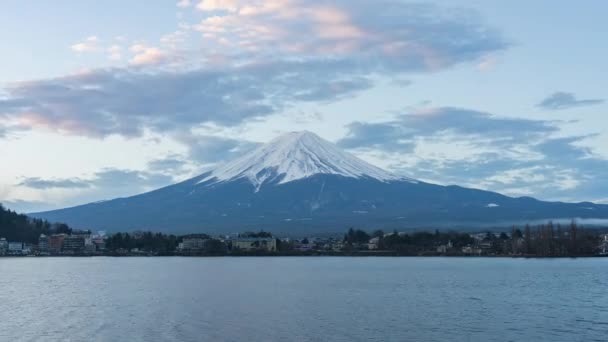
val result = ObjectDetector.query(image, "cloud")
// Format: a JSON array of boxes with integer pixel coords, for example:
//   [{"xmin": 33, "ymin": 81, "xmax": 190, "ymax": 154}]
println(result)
[
  {"xmin": 8, "ymin": 134, "xmax": 258, "ymax": 211},
  {"xmin": 18, "ymin": 169, "xmax": 173, "ymax": 191},
  {"xmin": 0, "ymin": 121, "xmax": 29, "ymax": 139},
  {"xmin": 173, "ymin": 133, "xmax": 258, "ymax": 164},
  {"xmin": 12, "ymin": 168, "xmax": 177, "ymax": 212},
  {"xmin": 71, "ymin": 36, "xmax": 99, "ymax": 52},
  {"xmin": 108, "ymin": 45, "xmax": 122, "ymax": 61},
  {"xmin": 160, "ymin": 30, "xmax": 189, "ymax": 48},
  {"xmin": 538, "ymin": 92, "xmax": 604, "ymax": 110},
  {"xmin": 129, "ymin": 45, "xmax": 170, "ymax": 65},
  {"xmin": 339, "ymin": 107, "xmax": 556, "ymax": 151},
  {"xmin": 177, "ymin": 0, "xmax": 192, "ymax": 8},
  {"xmin": 0, "ymin": 59, "xmax": 379, "ymax": 138},
  {"xmin": 147, "ymin": 155, "xmax": 189, "ymax": 173},
  {"xmin": 19, "ymin": 177, "xmax": 91, "ymax": 189},
  {"xmin": 92, "ymin": 169, "xmax": 173, "ymax": 189},
  {"xmin": 339, "ymin": 107, "xmax": 608, "ymax": 203},
  {"xmin": 191, "ymin": 1, "xmax": 507, "ymax": 71},
  {"xmin": 0, "ymin": 2, "xmax": 506, "ymax": 140},
  {"xmin": 197, "ymin": 0, "xmax": 238, "ymax": 12}
]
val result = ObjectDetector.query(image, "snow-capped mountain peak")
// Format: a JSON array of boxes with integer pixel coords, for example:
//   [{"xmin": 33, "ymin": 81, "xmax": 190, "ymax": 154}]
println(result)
[{"xmin": 197, "ymin": 131, "xmax": 414, "ymax": 189}]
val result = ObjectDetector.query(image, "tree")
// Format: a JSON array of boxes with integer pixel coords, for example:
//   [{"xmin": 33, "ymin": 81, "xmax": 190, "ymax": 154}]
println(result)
[
  {"xmin": 0, "ymin": 203, "xmax": 72, "ymax": 243},
  {"xmin": 524, "ymin": 224, "xmax": 532, "ymax": 254},
  {"xmin": 569, "ymin": 220, "xmax": 578, "ymax": 255},
  {"xmin": 344, "ymin": 228, "xmax": 371, "ymax": 245},
  {"xmin": 372, "ymin": 230, "xmax": 385, "ymax": 238}
]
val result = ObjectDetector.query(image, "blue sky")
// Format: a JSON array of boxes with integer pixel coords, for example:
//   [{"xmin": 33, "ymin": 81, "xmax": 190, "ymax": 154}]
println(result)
[{"xmin": 0, "ymin": 0, "xmax": 606, "ymax": 212}]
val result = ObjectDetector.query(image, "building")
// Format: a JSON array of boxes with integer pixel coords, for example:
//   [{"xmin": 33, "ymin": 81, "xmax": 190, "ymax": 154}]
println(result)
[
  {"xmin": 91, "ymin": 236, "xmax": 106, "ymax": 252},
  {"xmin": 8, "ymin": 242, "xmax": 24, "ymax": 255},
  {"xmin": 180, "ymin": 237, "xmax": 208, "ymax": 251},
  {"xmin": 332, "ymin": 241, "xmax": 345, "ymax": 252},
  {"xmin": 436, "ymin": 240, "xmax": 453, "ymax": 254},
  {"xmin": 49, "ymin": 234, "xmax": 66, "ymax": 254},
  {"xmin": 62, "ymin": 236, "xmax": 85, "ymax": 254},
  {"xmin": 599, "ymin": 234, "xmax": 608, "ymax": 256},
  {"xmin": 368, "ymin": 237, "xmax": 380, "ymax": 250},
  {"xmin": 294, "ymin": 239, "xmax": 313, "ymax": 252},
  {"xmin": 462, "ymin": 246, "xmax": 482, "ymax": 256},
  {"xmin": 38, "ymin": 234, "xmax": 49, "ymax": 254},
  {"xmin": 23, "ymin": 244, "xmax": 33, "ymax": 255},
  {"xmin": 0, "ymin": 238, "xmax": 7, "ymax": 255},
  {"xmin": 84, "ymin": 238, "xmax": 97, "ymax": 254},
  {"xmin": 233, "ymin": 237, "xmax": 277, "ymax": 252}
]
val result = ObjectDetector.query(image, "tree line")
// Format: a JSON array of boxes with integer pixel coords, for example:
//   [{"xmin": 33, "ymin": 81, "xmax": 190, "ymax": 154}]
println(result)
[
  {"xmin": 512, "ymin": 221, "xmax": 598, "ymax": 256},
  {"xmin": 0, "ymin": 203, "xmax": 72, "ymax": 243},
  {"xmin": 342, "ymin": 221, "xmax": 601, "ymax": 256}
]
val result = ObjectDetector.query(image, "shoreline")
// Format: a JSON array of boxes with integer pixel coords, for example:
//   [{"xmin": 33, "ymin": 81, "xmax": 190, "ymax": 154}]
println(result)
[{"xmin": 2, "ymin": 253, "xmax": 606, "ymax": 258}]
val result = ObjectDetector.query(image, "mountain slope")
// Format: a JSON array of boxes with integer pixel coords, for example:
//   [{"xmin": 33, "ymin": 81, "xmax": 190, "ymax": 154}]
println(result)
[{"xmin": 30, "ymin": 131, "xmax": 608, "ymax": 234}]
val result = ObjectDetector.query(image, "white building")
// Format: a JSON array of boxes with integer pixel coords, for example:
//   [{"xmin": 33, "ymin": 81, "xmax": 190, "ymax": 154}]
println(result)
[{"xmin": 368, "ymin": 237, "xmax": 380, "ymax": 250}]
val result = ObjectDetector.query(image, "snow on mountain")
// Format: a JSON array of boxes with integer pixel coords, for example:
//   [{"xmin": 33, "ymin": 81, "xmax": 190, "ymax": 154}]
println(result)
[{"xmin": 198, "ymin": 131, "xmax": 415, "ymax": 190}]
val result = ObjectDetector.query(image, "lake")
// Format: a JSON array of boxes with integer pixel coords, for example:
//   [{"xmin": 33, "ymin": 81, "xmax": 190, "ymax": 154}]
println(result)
[{"xmin": 0, "ymin": 257, "xmax": 607, "ymax": 341}]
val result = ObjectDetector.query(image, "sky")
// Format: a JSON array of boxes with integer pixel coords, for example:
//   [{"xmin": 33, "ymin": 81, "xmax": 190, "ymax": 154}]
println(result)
[{"xmin": 0, "ymin": 0, "xmax": 606, "ymax": 213}]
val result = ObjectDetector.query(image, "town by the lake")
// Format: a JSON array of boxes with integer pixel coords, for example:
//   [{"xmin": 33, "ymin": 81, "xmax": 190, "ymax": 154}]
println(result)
[{"xmin": 3, "ymin": 223, "xmax": 608, "ymax": 258}]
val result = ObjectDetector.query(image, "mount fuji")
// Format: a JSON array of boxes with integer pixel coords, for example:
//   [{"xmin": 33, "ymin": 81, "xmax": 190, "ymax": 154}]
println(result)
[{"xmin": 31, "ymin": 131, "xmax": 608, "ymax": 234}]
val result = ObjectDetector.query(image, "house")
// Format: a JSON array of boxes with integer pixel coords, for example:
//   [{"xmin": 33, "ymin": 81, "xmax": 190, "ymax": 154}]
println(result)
[
  {"xmin": 233, "ymin": 237, "xmax": 277, "ymax": 252},
  {"xmin": 368, "ymin": 237, "xmax": 381, "ymax": 250}
]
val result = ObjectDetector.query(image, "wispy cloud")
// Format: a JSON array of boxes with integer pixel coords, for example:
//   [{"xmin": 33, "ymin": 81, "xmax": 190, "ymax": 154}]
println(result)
[
  {"xmin": 19, "ymin": 177, "xmax": 91, "ymax": 189},
  {"xmin": 18, "ymin": 169, "xmax": 173, "ymax": 191},
  {"xmin": 538, "ymin": 91, "xmax": 604, "ymax": 110},
  {"xmin": 129, "ymin": 44, "xmax": 170, "ymax": 65},
  {"xmin": 70, "ymin": 36, "xmax": 100, "ymax": 53}
]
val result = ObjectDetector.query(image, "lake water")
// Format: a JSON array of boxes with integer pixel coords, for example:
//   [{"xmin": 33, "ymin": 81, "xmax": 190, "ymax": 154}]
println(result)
[{"xmin": 1, "ymin": 257, "xmax": 607, "ymax": 342}]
